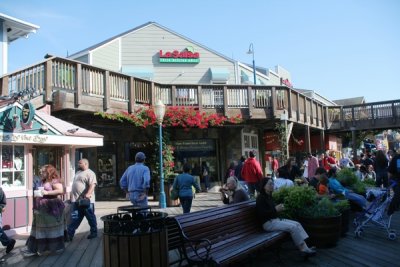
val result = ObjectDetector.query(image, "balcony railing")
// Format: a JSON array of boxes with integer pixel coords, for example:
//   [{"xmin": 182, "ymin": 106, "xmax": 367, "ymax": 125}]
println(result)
[{"xmin": 0, "ymin": 56, "xmax": 335, "ymax": 129}]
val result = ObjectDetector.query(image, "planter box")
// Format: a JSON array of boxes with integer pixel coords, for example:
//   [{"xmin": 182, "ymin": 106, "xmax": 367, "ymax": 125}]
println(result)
[{"xmin": 299, "ymin": 215, "xmax": 342, "ymax": 248}]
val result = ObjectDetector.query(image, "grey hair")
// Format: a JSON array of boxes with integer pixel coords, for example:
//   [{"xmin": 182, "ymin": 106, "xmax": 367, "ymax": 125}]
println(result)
[{"xmin": 226, "ymin": 176, "xmax": 243, "ymax": 191}]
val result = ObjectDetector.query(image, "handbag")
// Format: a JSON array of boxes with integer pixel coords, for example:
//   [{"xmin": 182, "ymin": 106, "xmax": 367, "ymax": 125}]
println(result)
[
  {"xmin": 170, "ymin": 188, "xmax": 179, "ymax": 200},
  {"xmin": 78, "ymin": 198, "xmax": 90, "ymax": 208}
]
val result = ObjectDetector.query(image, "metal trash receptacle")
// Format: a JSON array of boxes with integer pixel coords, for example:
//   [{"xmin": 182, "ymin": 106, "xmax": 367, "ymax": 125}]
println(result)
[{"xmin": 101, "ymin": 209, "xmax": 169, "ymax": 267}]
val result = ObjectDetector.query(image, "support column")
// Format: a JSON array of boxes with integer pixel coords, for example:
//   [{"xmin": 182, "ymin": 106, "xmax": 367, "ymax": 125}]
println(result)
[
  {"xmin": 320, "ymin": 129, "xmax": 325, "ymax": 152},
  {"xmin": 351, "ymin": 127, "xmax": 357, "ymax": 161},
  {"xmin": 305, "ymin": 125, "xmax": 311, "ymax": 153}
]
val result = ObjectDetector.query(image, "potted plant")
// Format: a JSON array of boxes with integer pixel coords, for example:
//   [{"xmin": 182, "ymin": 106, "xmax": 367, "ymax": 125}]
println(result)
[
  {"xmin": 273, "ymin": 186, "xmax": 342, "ymax": 248},
  {"xmin": 334, "ymin": 199, "xmax": 351, "ymax": 236},
  {"xmin": 336, "ymin": 168, "xmax": 367, "ymax": 211}
]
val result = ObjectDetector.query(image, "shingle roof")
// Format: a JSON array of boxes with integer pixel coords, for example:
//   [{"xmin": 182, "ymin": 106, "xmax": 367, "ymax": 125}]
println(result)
[
  {"xmin": 36, "ymin": 110, "xmax": 103, "ymax": 138},
  {"xmin": 333, "ymin": 97, "xmax": 365, "ymax": 106}
]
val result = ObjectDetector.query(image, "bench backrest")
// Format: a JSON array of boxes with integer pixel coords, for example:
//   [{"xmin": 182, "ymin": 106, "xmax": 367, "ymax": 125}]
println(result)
[{"xmin": 172, "ymin": 200, "xmax": 260, "ymax": 245}]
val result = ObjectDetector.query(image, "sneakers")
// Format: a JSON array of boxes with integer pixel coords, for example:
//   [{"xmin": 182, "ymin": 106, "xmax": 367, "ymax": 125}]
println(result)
[
  {"xmin": 22, "ymin": 248, "xmax": 37, "ymax": 257},
  {"xmin": 87, "ymin": 233, "xmax": 98, "ymax": 239},
  {"xmin": 64, "ymin": 234, "xmax": 73, "ymax": 242},
  {"xmin": 6, "ymin": 239, "xmax": 16, "ymax": 254}
]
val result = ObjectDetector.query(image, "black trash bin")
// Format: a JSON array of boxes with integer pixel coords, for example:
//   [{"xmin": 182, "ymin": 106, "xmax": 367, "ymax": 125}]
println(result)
[{"xmin": 101, "ymin": 209, "xmax": 169, "ymax": 267}]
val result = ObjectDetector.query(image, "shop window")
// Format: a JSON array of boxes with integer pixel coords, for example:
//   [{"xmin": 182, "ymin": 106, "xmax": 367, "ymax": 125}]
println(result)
[{"xmin": 0, "ymin": 145, "xmax": 25, "ymax": 188}]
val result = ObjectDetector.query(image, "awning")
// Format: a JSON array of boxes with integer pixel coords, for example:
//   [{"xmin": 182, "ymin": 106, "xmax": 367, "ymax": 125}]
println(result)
[
  {"xmin": 121, "ymin": 66, "xmax": 154, "ymax": 80},
  {"xmin": 0, "ymin": 102, "xmax": 103, "ymax": 148},
  {"xmin": 210, "ymin": 68, "xmax": 230, "ymax": 82}
]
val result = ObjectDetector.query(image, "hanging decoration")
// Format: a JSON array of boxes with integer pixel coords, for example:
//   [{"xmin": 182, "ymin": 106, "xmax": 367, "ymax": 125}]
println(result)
[{"xmin": 95, "ymin": 106, "xmax": 242, "ymax": 130}]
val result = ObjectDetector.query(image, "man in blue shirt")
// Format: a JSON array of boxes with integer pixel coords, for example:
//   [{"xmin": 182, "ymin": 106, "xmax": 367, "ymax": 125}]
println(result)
[
  {"xmin": 120, "ymin": 152, "xmax": 151, "ymax": 207},
  {"xmin": 328, "ymin": 171, "xmax": 367, "ymax": 209}
]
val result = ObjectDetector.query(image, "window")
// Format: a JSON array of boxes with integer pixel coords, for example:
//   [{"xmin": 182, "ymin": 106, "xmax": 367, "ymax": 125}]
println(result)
[{"xmin": 1, "ymin": 145, "xmax": 25, "ymax": 188}]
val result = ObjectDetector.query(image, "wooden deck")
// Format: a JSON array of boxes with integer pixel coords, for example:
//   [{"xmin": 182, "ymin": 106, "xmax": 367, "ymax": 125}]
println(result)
[{"xmin": 1, "ymin": 192, "xmax": 399, "ymax": 267}]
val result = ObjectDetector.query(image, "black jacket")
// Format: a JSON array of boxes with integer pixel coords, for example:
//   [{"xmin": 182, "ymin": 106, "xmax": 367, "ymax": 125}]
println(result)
[{"xmin": 256, "ymin": 193, "xmax": 278, "ymax": 225}]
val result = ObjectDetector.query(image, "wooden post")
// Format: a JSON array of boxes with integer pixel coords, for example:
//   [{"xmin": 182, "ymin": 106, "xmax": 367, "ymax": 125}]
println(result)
[
  {"xmin": 247, "ymin": 86, "xmax": 253, "ymax": 117},
  {"xmin": 223, "ymin": 85, "xmax": 228, "ymax": 117},
  {"xmin": 103, "ymin": 71, "xmax": 110, "ymax": 111},
  {"xmin": 0, "ymin": 76, "xmax": 9, "ymax": 96},
  {"xmin": 305, "ymin": 125, "xmax": 311, "ymax": 153},
  {"xmin": 171, "ymin": 85, "xmax": 177, "ymax": 106},
  {"xmin": 128, "ymin": 77, "xmax": 136, "ymax": 113},
  {"xmin": 304, "ymin": 98, "xmax": 308, "ymax": 123},
  {"xmin": 271, "ymin": 86, "xmax": 276, "ymax": 118},
  {"xmin": 351, "ymin": 127, "xmax": 357, "ymax": 161},
  {"xmin": 296, "ymin": 93, "xmax": 300, "ymax": 121},
  {"xmin": 75, "ymin": 63, "xmax": 82, "ymax": 107},
  {"xmin": 149, "ymin": 82, "xmax": 155, "ymax": 106},
  {"xmin": 45, "ymin": 60, "xmax": 53, "ymax": 103},
  {"xmin": 320, "ymin": 129, "xmax": 325, "ymax": 152},
  {"xmin": 287, "ymin": 89, "xmax": 292, "ymax": 119},
  {"xmin": 197, "ymin": 85, "xmax": 203, "ymax": 112}
]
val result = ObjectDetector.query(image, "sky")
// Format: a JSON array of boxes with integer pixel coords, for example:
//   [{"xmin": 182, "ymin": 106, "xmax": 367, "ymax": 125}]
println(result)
[{"xmin": 1, "ymin": 0, "xmax": 399, "ymax": 103}]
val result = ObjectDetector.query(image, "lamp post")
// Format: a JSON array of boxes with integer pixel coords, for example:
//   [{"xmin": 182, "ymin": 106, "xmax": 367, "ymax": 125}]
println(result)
[
  {"xmin": 247, "ymin": 43, "xmax": 256, "ymax": 85},
  {"xmin": 154, "ymin": 100, "xmax": 167, "ymax": 208}
]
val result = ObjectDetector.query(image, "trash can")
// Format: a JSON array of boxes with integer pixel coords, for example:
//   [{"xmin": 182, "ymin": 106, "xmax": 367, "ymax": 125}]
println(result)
[{"xmin": 101, "ymin": 209, "xmax": 169, "ymax": 267}]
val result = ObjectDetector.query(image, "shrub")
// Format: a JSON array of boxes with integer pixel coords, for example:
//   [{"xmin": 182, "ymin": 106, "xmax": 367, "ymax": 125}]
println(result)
[
  {"xmin": 336, "ymin": 168, "xmax": 358, "ymax": 187},
  {"xmin": 273, "ymin": 186, "xmax": 317, "ymax": 219},
  {"xmin": 301, "ymin": 197, "xmax": 340, "ymax": 218},
  {"xmin": 334, "ymin": 199, "xmax": 351, "ymax": 213}
]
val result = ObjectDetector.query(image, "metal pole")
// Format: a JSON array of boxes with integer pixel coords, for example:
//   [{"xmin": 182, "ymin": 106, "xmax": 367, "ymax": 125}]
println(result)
[
  {"xmin": 158, "ymin": 123, "xmax": 166, "ymax": 208},
  {"xmin": 252, "ymin": 57, "xmax": 256, "ymax": 85}
]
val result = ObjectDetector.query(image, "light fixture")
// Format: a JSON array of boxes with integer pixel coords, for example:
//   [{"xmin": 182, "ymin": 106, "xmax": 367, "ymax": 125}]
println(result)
[
  {"xmin": 154, "ymin": 100, "xmax": 167, "ymax": 208},
  {"xmin": 247, "ymin": 43, "xmax": 256, "ymax": 85}
]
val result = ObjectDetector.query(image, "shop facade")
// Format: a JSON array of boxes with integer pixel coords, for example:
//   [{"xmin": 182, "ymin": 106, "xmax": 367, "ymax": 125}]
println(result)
[{"xmin": 0, "ymin": 101, "xmax": 103, "ymax": 233}]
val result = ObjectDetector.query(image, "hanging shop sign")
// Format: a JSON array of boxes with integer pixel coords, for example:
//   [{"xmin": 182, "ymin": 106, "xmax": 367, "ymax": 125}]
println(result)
[
  {"xmin": 159, "ymin": 46, "xmax": 200, "ymax": 63},
  {"xmin": 173, "ymin": 140, "xmax": 215, "ymax": 151}
]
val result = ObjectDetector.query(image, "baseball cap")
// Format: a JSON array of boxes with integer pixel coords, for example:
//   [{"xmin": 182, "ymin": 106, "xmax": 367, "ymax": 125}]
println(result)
[{"xmin": 135, "ymin": 152, "xmax": 146, "ymax": 161}]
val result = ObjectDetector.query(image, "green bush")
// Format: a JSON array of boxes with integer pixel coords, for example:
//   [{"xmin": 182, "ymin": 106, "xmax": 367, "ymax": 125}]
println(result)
[
  {"xmin": 334, "ymin": 199, "xmax": 351, "ymax": 213},
  {"xmin": 273, "ymin": 186, "xmax": 317, "ymax": 219},
  {"xmin": 336, "ymin": 168, "xmax": 358, "ymax": 187},
  {"xmin": 336, "ymin": 168, "xmax": 366, "ymax": 195},
  {"xmin": 301, "ymin": 197, "xmax": 340, "ymax": 218}
]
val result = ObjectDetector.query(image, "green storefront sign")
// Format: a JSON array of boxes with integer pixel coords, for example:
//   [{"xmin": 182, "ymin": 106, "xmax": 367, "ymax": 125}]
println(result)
[{"xmin": 159, "ymin": 58, "xmax": 200, "ymax": 63}]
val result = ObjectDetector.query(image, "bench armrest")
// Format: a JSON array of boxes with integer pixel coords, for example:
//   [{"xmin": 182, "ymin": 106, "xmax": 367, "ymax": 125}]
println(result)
[{"xmin": 180, "ymin": 231, "xmax": 212, "ymax": 262}]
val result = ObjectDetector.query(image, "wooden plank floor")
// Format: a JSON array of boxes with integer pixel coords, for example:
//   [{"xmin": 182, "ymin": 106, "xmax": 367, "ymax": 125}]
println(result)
[{"xmin": 1, "ymin": 192, "xmax": 399, "ymax": 266}]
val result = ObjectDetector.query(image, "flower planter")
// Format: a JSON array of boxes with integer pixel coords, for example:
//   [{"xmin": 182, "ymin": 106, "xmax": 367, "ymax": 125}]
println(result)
[
  {"xmin": 299, "ymin": 214, "xmax": 342, "ymax": 248},
  {"xmin": 340, "ymin": 209, "xmax": 351, "ymax": 237}
]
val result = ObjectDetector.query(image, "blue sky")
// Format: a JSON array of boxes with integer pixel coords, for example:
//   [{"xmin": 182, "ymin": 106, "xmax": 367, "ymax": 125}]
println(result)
[{"xmin": 1, "ymin": 0, "xmax": 399, "ymax": 102}]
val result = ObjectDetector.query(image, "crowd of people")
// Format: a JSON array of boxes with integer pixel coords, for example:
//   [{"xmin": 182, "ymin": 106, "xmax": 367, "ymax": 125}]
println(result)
[{"xmin": 3, "ymin": 147, "xmax": 397, "ymax": 259}]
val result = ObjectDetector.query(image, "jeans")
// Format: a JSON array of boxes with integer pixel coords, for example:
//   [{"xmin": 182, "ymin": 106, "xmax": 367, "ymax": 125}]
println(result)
[
  {"xmin": 0, "ymin": 226, "xmax": 11, "ymax": 247},
  {"xmin": 128, "ymin": 191, "xmax": 148, "ymax": 207},
  {"xmin": 345, "ymin": 191, "xmax": 367, "ymax": 209},
  {"xmin": 179, "ymin": 196, "xmax": 193, "ymax": 213},
  {"xmin": 67, "ymin": 202, "xmax": 97, "ymax": 238},
  {"xmin": 203, "ymin": 175, "xmax": 210, "ymax": 190}
]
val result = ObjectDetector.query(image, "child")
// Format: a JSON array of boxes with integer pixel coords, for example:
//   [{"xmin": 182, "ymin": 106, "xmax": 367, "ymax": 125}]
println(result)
[{"xmin": 0, "ymin": 187, "xmax": 16, "ymax": 254}]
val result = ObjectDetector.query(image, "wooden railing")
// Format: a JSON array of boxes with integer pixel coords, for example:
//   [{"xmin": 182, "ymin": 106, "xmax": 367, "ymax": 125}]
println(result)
[{"xmin": 1, "ymin": 56, "xmax": 331, "ymax": 129}]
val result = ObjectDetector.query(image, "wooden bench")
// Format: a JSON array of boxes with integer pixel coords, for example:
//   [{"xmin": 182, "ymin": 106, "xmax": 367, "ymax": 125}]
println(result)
[{"xmin": 167, "ymin": 200, "xmax": 289, "ymax": 266}]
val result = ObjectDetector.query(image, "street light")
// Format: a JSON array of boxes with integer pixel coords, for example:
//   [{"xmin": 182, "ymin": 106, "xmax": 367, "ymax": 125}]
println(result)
[
  {"xmin": 154, "ymin": 100, "xmax": 166, "ymax": 208},
  {"xmin": 247, "ymin": 43, "xmax": 256, "ymax": 85}
]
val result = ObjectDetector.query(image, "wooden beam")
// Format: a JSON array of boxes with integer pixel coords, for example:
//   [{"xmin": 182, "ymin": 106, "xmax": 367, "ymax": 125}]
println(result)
[
  {"xmin": 75, "ymin": 63, "xmax": 82, "ymax": 107},
  {"xmin": 128, "ymin": 77, "xmax": 135, "ymax": 113},
  {"xmin": 171, "ymin": 85, "xmax": 177, "ymax": 106},
  {"xmin": 223, "ymin": 85, "xmax": 228, "ymax": 117},
  {"xmin": 247, "ymin": 86, "xmax": 253, "ymax": 117},
  {"xmin": 271, "ymin": 87, "xmax": 276, "ymax": 117},
  {"xmin": 103, "ymin": 71, "xmax": 110, "ymax": 111},
  {"xmin": 45, "ymin": 60, "xmax": 53, "ymax": 103},
  {"xmin": 197, "ymin": 85, "xmax": 203, "ymax": 112},
  {"xmin": 0, "ymin": 76, "xmax": 9, "ymax": 96}
]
